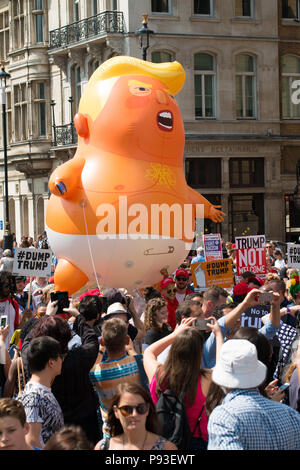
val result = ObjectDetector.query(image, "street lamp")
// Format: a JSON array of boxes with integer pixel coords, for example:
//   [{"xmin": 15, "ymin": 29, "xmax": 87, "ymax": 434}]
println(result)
[
  {"xmin": 0, "ymin": 62, "xmax": 13, "ymax": 252},
  {"xmin": 135, "ymin": 14, "xmax": 154, "ymax": 61}
]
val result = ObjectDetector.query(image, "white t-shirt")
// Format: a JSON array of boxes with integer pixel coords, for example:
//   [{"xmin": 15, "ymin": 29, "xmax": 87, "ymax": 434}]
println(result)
[
  {"xmin": 175, "ymin": 292, "xmax": 186, "ymax": 304},
  {"xmin": 20, "ymin": 381, "xmax": 64, "ymax": 447},
  {"xmin": 275, "ymin": 259, "xmax": 285, "ymax": 271}
]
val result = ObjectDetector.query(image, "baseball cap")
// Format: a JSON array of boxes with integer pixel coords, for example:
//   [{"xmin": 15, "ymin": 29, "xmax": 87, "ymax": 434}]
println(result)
[
  {"xmin": 175, "ymin": 268, "xmax": 189, "ymax": 279},
  {"xmin": 160, "ymin": 277, "xmax": 175, "ymax": 290},
  {"xmin": 233, "ymin": 282, "xmax": 251, "ymax": 297}
]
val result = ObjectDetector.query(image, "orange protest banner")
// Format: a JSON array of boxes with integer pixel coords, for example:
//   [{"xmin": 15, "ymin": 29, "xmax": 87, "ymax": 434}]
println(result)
[{"xmin": 191, "ymin": 259, "xmax": 234, "ymax": 290}]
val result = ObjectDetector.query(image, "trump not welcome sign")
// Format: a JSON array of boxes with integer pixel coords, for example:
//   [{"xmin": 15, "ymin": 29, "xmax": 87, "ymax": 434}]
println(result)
[{"xmin": 235, "ymin": 235, "xmax": 266, "ymax": 276}]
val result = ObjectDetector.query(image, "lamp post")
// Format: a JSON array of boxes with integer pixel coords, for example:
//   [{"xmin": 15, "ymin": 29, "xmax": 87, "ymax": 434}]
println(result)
[
  {"xmin": 50, "ymin": 99, "xmax": 57, "ymax": 147},
  {"xmin": 0, "ymin": 62, "xmax": 12, "ymax": 252},
  {"xmin": 135, "ymin": 14, "xmax": 154, "ymax": 61},
  {"xmin": 68, "ymin": 96, "xmax": 75, "ymax": 143}
]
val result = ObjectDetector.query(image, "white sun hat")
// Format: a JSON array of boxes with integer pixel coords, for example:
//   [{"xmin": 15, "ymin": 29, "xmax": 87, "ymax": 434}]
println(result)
[{"xmin": 212, "ymin": 339, "xmax": 267, "ymax": 389}]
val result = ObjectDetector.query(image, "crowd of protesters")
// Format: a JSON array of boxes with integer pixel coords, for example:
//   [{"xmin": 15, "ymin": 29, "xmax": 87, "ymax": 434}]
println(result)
[{"xmin": 0, "ymin": 234, "xmax": 300, "ymax": 451}]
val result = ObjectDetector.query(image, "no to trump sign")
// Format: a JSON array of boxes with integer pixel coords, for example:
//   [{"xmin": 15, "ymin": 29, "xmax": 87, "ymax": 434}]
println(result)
[
  {"xmin": 235, "ymin": 235, "xmax": 266, "ymax": 276},
  {"xmin": 13, "ymin": 248, "xmax": 52, "ymax": 277}
]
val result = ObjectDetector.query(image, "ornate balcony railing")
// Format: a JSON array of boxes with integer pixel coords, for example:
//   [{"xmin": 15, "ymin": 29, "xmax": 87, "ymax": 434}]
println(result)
[
  {"xmin": 49, "ymin": 11, "xmax": 126, "ymax": 49},
  {"xmin": 52, "ymin": 124, "xmax": 78, "ymax": 147}
]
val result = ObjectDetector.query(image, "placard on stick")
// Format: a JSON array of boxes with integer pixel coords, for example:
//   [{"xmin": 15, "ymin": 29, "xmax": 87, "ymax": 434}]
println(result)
[
  {"xmin": 287, "ymin": 243, "xmax": 300, "ymax": 269},
  {"xmin": 235, "ymin": 235, "xmax": 266, "ymax": 276},
  {"xmin": 13, "ymin": 248, "xmax": 52, "ymax": 278},
  {"xmin": 191, "ymin": 259, "xmax": 234, "ymax": 291}
]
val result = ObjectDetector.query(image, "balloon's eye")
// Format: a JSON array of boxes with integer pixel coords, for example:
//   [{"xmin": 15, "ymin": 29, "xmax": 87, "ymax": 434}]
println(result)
[{"xmin": 129, "ymin": 85, "xmax": 152, "ymax": 96}]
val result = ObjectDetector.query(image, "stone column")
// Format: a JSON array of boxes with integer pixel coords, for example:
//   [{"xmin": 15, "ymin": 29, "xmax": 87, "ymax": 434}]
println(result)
[
  {"xmin": 13, "ymin": 196, "xmax": 22, "ymax": 244},
  {"xmin": 27, "ymin": 195, "xmax": 35, "ymax": 239}
]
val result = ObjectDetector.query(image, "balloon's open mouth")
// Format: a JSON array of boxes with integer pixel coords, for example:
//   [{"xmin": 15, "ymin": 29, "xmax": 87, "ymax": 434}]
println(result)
[{"xmin": 157, "ymin": 111, "xmax": 173, "ymax": 131}]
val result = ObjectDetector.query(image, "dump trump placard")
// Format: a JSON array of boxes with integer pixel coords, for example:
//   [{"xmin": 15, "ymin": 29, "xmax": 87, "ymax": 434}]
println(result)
[
  {"xmin": 287, "ymin": 244, "xmax": 300, "ymax": 269},
  {"xmin": 191, "ymin": 259, "xmax": 234, "ymax": 291},
  {"xmin": 13, "ymin": 248, "xmax": 52, "ymax": 277},
  {"xmin": 235, "ymin": 235, "xmax": 266, "ymax": 276}
]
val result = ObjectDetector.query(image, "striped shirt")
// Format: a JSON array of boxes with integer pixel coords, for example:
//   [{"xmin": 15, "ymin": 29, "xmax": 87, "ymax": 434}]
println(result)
[
  {"xmin": 208, "ymin": 389, "xmax": 300, "ymax": 450},
  {"xmin": 89, "ymin": 353, "xmax": 142, "ymax": 420}
]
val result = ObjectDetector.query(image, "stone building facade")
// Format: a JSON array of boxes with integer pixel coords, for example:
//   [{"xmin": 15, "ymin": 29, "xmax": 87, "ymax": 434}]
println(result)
[{"xmin": 1, "ymin": 0, "xmax": 300, "ymax": 243}]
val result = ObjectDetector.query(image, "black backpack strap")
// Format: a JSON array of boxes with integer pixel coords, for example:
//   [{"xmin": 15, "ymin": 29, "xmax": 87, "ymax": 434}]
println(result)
[
  {"xmin": 191, "ymin": 405, "xmax": 205, "ymax": 439},
  {"xmin": 134, "ymin": 354, "xmax": 149, "ymax": 391}
]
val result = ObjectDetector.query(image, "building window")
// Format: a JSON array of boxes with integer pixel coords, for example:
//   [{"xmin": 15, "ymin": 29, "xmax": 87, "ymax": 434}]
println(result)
[
  {"xmin": 282, "ymin": 0, "xmax": 300, "ymax": 19},
  {"xmin": 282, "ymin": 55, "xmax": 300, "ymax": 118},
  {"xmin": 234, "ymin": 0, "xmax": 254, "ymax": 17},
  {"xmin": 74, "ymin": 66, "xmax": 82, "ymax": 111},
  {"xmin": 110, "ymin": 0, "xmax": 118, "ymax": 10},
  {"xmin": 194, "ymin": 0, "xmax": 213, "ymax": 16},
  {"xmin": 185, "ymin": 158, "xmax": 221, "ymax": 188},
  {"xmin": 151, "ymin": 0, "xmax": 171, "ymax": 13},
  {"xmin": 236, "ymin": 54, "xmax": 256, "ymax": 118},
  {"xmin": 0, "ymin": 9, "xmax": 9, "ymax": 61},
  {"xmin": 12, "ymin": 0, "xmax": 25, "ymax": 50},
  {"xmin": 151, "ymin": 51, "xmax": 174, "ymax": 63},
  {"xmin": 194, "ymin": 53, "xmax": 216, "ymax": 118},
  {"xmin": 92, "ymin": 0, "xmax": 98, "ymax": 15},
  {"xmin": 73, "ymin": 0, "xmax": 80, "ymax": 22},
  {"xmin": 34, "ymin": 0, "xmax": 44, "ymax": 43},
  {"xmin": 14, "ymin": 84, "xmax": 27, "ymax": 142},
  {"xmin": 229, "ymin": 194, "xmax": 264, "ymax": 239},
  {"xmin": 229, "ymin": 158, "xmax": 264, "ymax": 187},
  {"xmin": 35, "ymin": 83, "xmax": 46, "ymax": 136}
]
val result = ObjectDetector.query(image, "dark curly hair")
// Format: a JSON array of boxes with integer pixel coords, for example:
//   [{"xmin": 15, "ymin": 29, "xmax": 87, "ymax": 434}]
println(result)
[
  {"xmin": 31, "ymin": 315, "xmax": 72, "ymax": 353},
  {"xmin": 144, "ymin": 297, "xmax": 167, "ymax": 332}
]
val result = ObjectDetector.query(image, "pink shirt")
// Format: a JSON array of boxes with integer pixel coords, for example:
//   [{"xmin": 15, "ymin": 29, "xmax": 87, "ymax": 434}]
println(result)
[{"xmin": 150, "ymin": 373, "xmax": 208, "ymax": 441}]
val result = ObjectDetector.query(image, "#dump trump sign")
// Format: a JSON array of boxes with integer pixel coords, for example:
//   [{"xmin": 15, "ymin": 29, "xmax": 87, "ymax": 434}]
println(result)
[{"xmin": 235, "ymin": 235, "xmax": 266, "ymax": 276}]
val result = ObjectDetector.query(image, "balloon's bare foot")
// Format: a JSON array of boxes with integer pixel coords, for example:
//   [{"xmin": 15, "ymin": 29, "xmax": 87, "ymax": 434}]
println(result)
[{"xmin": 54, "ymin": 259, "xmax": 89, "ymax": 295}]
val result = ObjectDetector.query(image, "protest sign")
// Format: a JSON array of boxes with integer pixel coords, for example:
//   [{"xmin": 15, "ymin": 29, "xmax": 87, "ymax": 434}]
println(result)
[
  {"xmin": 13, "ymin": 248, "xmax": 52, "ymax": 278},
  {"xmin": 235, "ymin": 235, "xmax": 266, "ymax": 276},
  {"xmin": 240, "ymin": 304, "xmax": 270, "ymax": 329},
  {"xmin": 191, "ymin": 259, "xmax": 234, "ymax": 291},
  {"xmin": 203, "ymin": 234, "xmax": 223, "ymax": 261},
  {"xmin": 287, "ymin": 243, "xmax": 300, "ymax": 269}
]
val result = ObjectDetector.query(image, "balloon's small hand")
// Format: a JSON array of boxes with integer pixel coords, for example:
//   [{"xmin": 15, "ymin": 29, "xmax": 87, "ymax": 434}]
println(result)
[{"xmin": 208, "ymin": 205, "xmax": 226, "ymax": 223}]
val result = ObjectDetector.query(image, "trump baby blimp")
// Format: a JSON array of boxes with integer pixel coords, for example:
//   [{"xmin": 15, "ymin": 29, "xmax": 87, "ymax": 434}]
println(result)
[{"xmin": 46, "ymin": 56, "xmax": 225, "ymax": 294}]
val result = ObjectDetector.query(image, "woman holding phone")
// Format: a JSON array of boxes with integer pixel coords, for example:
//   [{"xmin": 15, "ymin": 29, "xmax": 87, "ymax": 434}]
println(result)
[{"xmin": 143, "ymin": 317, "xmax": 223, "ymax": 450}]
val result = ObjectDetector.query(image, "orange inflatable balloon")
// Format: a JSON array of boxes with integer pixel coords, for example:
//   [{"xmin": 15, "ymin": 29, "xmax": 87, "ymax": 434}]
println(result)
[{"xmin": 46, "ymin": 56, "xmax": 225, "ymax": 294}]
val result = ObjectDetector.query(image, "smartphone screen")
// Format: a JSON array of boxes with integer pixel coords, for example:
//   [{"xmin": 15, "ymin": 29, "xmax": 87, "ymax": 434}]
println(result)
[
  {"xmin": 279, "ymin": 383, "xmax": 290, "ymax": 391},
  {"xmin": 50, "ymin": 291, "xmax": 69, "ymax": 314},
  {"xmin": 195, "ymin": 318, "xmax": 212, "ymax": 331},
  {"xmin": 0, "ymin": 316, "xmax": 7, "ymax": 328}
]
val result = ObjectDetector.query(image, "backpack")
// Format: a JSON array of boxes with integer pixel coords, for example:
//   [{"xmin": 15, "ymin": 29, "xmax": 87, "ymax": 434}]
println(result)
[{"xmin": 156, "ymin": 388, "xmax": 192, "ymax": 451}]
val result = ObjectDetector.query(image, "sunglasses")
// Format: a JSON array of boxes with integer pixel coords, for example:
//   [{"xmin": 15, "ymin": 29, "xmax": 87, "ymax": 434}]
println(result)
[
  {"xmin": 176, "ymin": 277, "xmax": 187, "ymax": 281},
  {"xmin": 167, "ymin": 288, "xmax": 177, "ymax": 294},
  {"xmin": 2, "ymin": 283, "xmax": 10, "ymax": 289},
  {"xmin": 117, "ymin": 403, "xmax": 149, "ymax": 417}
]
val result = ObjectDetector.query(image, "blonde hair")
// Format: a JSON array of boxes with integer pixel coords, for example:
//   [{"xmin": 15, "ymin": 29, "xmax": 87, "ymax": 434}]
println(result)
[
  {"xmin": 40, "ymin": 284, "xmax": 55, "ymax": 303},
  {"xmin": 78, "ymin": 56, "xmax": 185, "ymax": 120}
]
